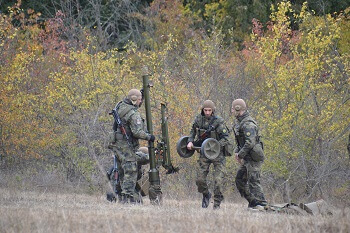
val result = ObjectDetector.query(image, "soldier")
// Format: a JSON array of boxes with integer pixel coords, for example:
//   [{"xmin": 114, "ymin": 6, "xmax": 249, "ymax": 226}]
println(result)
[
  {"xmin": 106, "ymin": 146, "xmax": 149, "ymax": 203},
  {"xmin": 231, "ymin": 99, "xmax": 267, "ymax": 208},
  {"xmin": 109, "ymin": 89, "xmax": 155, "ymax": 204},
  {"xmin": 187, "ymin": 100, "xmax": 230, "ymax": 209}
]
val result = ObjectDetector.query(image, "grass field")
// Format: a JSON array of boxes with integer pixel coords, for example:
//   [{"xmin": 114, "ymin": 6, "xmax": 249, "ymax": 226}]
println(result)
[{"xmin": 0, "ymin": 187, "xmax": 349, "ymax": 233}]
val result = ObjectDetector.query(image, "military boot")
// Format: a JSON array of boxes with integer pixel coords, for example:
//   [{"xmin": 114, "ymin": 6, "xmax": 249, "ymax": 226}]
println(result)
[
  {"xmin": 128, "ymin": 196, "xmax": 136, "ymax": 205},
  {"xmin": 248, "ymin": 199, "xmax": 257, "ymax": 208},
  {"xmin": 248, "ymin": 199, "xmax": 267, "ymax": 208},
  {"xmin": 106, "ymin": 192, "xmax": 116, "ymax": 202},
  {"xmin": 202, "ymin": 192, "xmax": 212, "ymax": 208},
  {"xmin": 120, "ymin": 195, "xmax": 128, "ymax": 204},
  {"xmin": 117, "ymin": 194, "xmax": 123, "ymax": 203},
  {"xmin": 213, "ymin": 203, "xmax": 220, "ymax": 210}
]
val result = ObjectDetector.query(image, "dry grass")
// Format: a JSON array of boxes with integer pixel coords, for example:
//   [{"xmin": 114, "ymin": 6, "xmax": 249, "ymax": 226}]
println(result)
[{"xmin": 0, "ymin": 187, "xmax": 349, "ymax": 233}]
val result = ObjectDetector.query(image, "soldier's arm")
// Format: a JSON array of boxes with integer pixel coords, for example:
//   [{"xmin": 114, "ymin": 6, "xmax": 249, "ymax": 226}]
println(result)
[
  {"xmin": 129, "ymin": 112, "xmax": 151, "ymax": 140},
  {"xmin": 188, "ymin": 116, "xmax": 199, "ymax": 143},
  {"xmin": 237, "ymin": 123, "xmax": 258, "ymax": 159},
  {"xmin": 233, "ymin": 122, "xmax": 240, "ymax": 153},
  {"xmin": 216, "ymin": 119, "xmax": 230, "ymax": 147},
  {"xmin": 234, "ymin": 147, "xmax": 240, "ymax": 153}
]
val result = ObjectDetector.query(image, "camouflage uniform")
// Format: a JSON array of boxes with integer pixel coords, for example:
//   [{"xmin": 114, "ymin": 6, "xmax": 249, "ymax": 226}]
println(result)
[
  {"xmin": 233, "ymin": 111, "xmax": 267, "ymax": 206},
  {"xmin": 109, "ymin": 98, "xmax": 151, "ymax": 201},
  {"xmin": 107, "ymin": 148, "xmax": 149, "ymax": 202},
  {"xmin": 188, "ymin": 112, "xmax": 230, "ymax": 208}
]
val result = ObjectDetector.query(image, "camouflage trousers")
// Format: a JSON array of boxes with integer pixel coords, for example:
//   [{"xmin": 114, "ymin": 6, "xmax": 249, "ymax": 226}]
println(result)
[
  {"xmin": 111, "ymin": 144, "xmax": 138, "ymax": 198},
  {"xmin": 111, "ymin": 145, "xmax": 150, "ymax": 199},
  {"xmin": 196, "ymin": 154, "xmax": 226, "ymax": 206},
  {"xmin": 235, "ymin": 160, "xmax": 266, "ymax": 203}
]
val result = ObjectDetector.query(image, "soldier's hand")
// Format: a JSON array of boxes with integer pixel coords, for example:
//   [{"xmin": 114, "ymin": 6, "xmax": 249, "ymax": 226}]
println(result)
[
  {"xmin": 148, "ymin": 134, "xmax": 155, "ymax": 142},
  {"xmin": 235, "ymin": 153, "xmax": 242, "ymax": 164},
  {"xmin": 187, "ymin": 142, "xmax": 194, "ymax": 150}
]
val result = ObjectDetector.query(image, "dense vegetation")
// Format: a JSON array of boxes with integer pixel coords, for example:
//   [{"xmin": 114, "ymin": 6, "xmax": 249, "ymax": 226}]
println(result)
[{"xmin": 1, "ymin": 0, "xmax": 349, "ymax": 204}]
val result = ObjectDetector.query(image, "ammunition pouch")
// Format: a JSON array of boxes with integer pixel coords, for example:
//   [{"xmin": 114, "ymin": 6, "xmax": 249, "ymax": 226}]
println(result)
[{"xmin": 108, "ymin": 131, "xmax": 139, "ymax": 152}]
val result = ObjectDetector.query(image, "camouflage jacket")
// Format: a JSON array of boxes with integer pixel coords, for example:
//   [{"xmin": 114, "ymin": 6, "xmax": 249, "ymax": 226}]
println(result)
[
  {"xmin": 188, "ymin": 113, "xmax": 230, "ymax": 148},
  {"xmin": 233, "ymin": 111, "xmax": 265, "ymax": 161},
  {"xmin": 113, "ymin": 98, "xmax": 150, "ymax": 148}
]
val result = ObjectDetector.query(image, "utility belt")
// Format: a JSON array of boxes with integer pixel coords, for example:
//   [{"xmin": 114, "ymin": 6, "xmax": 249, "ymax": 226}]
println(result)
[{"xmin": 108, "ymin": 131, "xmax": 138, "ymax": 148}]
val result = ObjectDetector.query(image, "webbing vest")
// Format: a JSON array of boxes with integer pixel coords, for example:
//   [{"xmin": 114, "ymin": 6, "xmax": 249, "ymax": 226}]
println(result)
[
  {"xmin": 196, "ymin": 116, "xmax": 219, "ymax": 140},
  {"xmin": 114, "ymin": 101, "xmax": 138, "ymax": 146}
]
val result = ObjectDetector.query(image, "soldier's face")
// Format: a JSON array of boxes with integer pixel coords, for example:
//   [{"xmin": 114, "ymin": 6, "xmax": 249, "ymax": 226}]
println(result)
[
  {"xmin": 203, "ymin": 108, "xmax": 213, "ymax": 118},
  {"xmin": 135, "ymin": 97, "xmax": 142, "ymax": 106}
]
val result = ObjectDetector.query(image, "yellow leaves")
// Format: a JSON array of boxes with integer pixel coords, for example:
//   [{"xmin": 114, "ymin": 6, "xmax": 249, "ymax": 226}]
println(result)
[{"xmin": 246, "ymin": 1, "xmax": 350, "ymax": 178}]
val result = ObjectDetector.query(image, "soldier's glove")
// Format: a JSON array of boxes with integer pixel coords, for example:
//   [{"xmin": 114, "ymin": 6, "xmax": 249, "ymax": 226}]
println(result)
[{"xmin": 148, "ymin": 134, "xmax": 155, "ymax": 142}]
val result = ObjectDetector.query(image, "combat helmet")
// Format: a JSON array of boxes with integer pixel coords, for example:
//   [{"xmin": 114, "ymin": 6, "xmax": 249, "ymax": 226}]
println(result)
[{"xmin": 127, "ymin": 89, "xmax": 142, "ymax": 105}]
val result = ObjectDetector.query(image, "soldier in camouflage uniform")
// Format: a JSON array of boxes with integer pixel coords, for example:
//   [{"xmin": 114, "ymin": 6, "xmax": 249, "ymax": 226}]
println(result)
[
  {"xmin": 109, "ymin": 89, "xmax": 155, "ymax": 203},
  {"xmin": 231, "ymin": 99, "xmax": 267, "ymax": 208},
  {"xmin": 106, "ymin": 146, "xmax": 149, "ymax": 203},
  {"xmin": 187, "ymin": 100, "xmax": 230, "ymax": 209}
]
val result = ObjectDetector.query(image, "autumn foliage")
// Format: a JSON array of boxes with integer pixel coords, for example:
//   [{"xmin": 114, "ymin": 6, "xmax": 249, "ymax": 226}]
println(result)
[{"xmin": 0, "ymin": 0, "xmax": 349, "ymax": 203}]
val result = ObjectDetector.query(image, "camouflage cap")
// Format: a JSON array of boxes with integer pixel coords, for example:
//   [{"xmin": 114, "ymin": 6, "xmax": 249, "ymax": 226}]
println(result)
[
  {"xmin": 231, "ymin": 99, "xmax": 246, "ymax": 111},
  {"xmin": 202, "ymin": 100, "xmax": 216, "ymax": 111},
  {"xmin": 127, "ymin": 89, "xmax": 142, "ymax": 103}
]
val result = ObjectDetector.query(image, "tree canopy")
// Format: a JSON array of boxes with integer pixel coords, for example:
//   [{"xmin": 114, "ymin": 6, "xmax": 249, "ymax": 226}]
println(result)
[{"xmin": 1, "ymin": 0, "xmax": 349, "ymax": 203}]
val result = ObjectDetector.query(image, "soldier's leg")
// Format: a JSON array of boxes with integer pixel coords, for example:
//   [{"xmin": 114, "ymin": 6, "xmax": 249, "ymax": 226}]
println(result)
[
  {"xmin": 213, "ymin": 156, "xmax": 226, "ymax": 208},
  {"xmin": 121, "ymin": 160, "xmax": 138, "ymax": 202},
  {"xmin": 196, "ymin": 157, "xmax": 211, "ymax": 194},
  {"xmin": 196, "ymin": 157, "xmax": 212, "ymax": 208},
  {"xmin": 248, "ymin": 162, "xmax": 266, "ymax": 204},
  {"xmin": 118, "ymin": 147, "xmax": 138, "ymax": 203},
  {"xmin": 115, "ymin": 158, "xmax": 123, "ymax": 196},
  {"xmin": 235, "ymin": 164, "xmax": 254, "ymax": 204}
]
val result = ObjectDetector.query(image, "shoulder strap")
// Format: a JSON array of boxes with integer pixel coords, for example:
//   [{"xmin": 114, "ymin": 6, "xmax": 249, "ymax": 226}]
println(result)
[
  {"xmin": 118, "ymin": 103, "xmax": 135, "ymax": 120},
  {"xmin": 209, "ymin": 116, "xmax": 217, "ymax": 128}
]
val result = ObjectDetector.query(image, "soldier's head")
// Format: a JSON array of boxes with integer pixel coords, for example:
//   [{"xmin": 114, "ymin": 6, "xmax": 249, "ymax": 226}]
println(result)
[
  {"xmin": 127, "ymin": 89, "xmax": 142, "ymax": 106},
  {"xmin": 201, "ymin": 100, "xmax": 215, "ymax": 118},
  {"xmin": 231, "ymin": 99, "xmax": 246, "ymax": 117}
]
